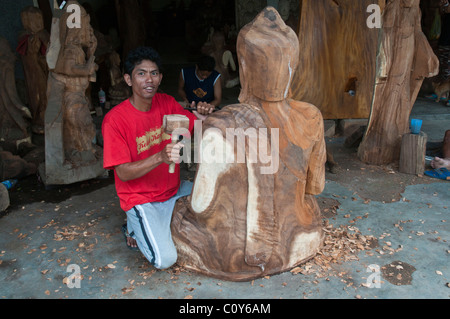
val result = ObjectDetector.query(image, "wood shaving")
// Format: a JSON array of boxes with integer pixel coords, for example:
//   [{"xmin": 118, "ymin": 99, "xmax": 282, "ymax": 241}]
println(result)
[{"xmin": 291, "ymin": 219, "xmax": 377, "ymax": 279}]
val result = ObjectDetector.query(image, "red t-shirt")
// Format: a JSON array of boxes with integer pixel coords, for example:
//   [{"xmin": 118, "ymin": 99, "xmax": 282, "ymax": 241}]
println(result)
[{"xmin": 102, "ymin": 93, "xmax": 197, "ymax": 211}]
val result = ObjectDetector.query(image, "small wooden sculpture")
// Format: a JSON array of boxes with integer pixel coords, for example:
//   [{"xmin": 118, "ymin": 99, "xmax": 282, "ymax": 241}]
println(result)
[
  {"xmin": 17, "ymin": 6, "xmax": 50, "ymax": 134},
  {"xmin": 41, "ymin": 1, "xmax": 105, "ymax": 185},
  {"xmin": 0, "ymin": 36, "xmax": 31, "ymax": 145},
  {"xmin": 51, "ymin": 1, "xmax": 98, "ymax": 163},
  {"xmin": 107, "ymin": 51, "xmax": 130, "ymax": 107},
  {"xmin": 171, "ymin": 7, "xmax": 326, "ymax": 281},
  {"xmin": 358, "ymin": 0, "xmax": 439, "ymax": 165}
]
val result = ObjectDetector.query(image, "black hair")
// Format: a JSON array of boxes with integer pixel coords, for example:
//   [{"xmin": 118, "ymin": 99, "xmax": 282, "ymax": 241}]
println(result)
[
  {"xmin": 196, "ymin": 55, "xmax": 216, "ymax": 72},
  {"xmin": 124, "ymin": 46, "xmax": 163, "ymax": 76}
]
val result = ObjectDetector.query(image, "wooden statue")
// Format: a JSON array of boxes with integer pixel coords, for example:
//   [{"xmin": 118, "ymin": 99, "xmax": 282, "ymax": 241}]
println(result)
[
  {"xmin": 107, "ymin": 51, "xmax": 130, "ymax": 107},
  {"xmin": 17, "ymin": 6, "xmax": 50, "ymax": 135},
  {"xmin": 41, "ymin": 0, "xmax": 105, "ymax": 185},
  {"xmin": 51, "ymin": 1, "xmax": 98, "ymax": 163},
  {"xmin": 0, "ymin": 36, "xmax": 31, "ymax": 145},
  {"xmin": 171, "ymin": 7, "xmax": 326, "ymax": 281},
  {"xmin": 357, "ymin": 0, "xmax": 439, "ymax": 165}
]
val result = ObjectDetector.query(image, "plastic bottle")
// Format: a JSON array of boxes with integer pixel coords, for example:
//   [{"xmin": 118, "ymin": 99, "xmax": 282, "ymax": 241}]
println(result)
[
  {"xmin": 1, "ymin": 179, "xmax": 18, "ymax": 190},
  {"xmin": 98, "ymin": 88, "xmax": 106, "ymax": 107}
]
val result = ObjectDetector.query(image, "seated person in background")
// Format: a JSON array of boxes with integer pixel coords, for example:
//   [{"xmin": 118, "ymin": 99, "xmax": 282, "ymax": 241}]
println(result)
[
  {"xmin": 178, "ymin": 55, "xmax": 222, "ymax": 111},
  {"xmin": 431, "ymin": 129, "xmax": 450, "ymax": 169}
]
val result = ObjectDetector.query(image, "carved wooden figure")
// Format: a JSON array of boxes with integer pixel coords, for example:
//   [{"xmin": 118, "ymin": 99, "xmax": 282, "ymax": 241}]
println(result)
[
  {"xmin": 0, "ymin": 37, "xmax": 31, "ymax": 145},
  {"xmin": 357, "ymin": 0, "xmax": 439, "ymax": 165},
  {"xmin": 40, "ymin": 0, "xmax": 105, "ymax": 185},
  {"xmin": 171, "ymin": 7, "xmax": 326, "ymax": 281},
  {"xmin": 51, "ymin": 1, "xmax": 98, "ymax": 163},
  {"xmin": 17, "ymin": 6, "xmax": 50, "ymax": 134},
  {"xmin": 107, "ymin": 51, "xmax": 130, "ymax": 107}
]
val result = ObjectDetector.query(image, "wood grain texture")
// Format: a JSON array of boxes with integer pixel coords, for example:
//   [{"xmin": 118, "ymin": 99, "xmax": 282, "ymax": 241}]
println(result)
[
  {"xmin": 290, "ymin": 0, "xmax": 383, "ymax": 119},
  {"xmin": 357, "ymin": 0, "xmax": 439, "ymax": 165},
  {"xmin": 399, "ymin": 132, "xmax": 427, "ymax": 175},
  {"xmin": 171, "ymin": 7, "xmax": 326, "ymax": 281}
]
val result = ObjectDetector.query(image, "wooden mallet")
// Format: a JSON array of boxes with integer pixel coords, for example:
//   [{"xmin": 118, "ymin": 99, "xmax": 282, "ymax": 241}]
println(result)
[{"xmin": 163, "ymin": 114, "xmax": 190, "ymax": 173}]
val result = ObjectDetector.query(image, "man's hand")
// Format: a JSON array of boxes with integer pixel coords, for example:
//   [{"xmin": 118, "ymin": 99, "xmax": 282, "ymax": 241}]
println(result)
[
  {"xmin": 115, "ymin": 141, "xmax": 184, "ymax": 182},
  {"xmin": 196, "ymin": 101, "xmax": 215, "ymax": 114},
  {"xmin": 191, "ymin": 101, "xmax": 214, "ymax": 120},
  {"xmin": 163, "ymin": 141, "xmax": 184, "ymax": 164}
]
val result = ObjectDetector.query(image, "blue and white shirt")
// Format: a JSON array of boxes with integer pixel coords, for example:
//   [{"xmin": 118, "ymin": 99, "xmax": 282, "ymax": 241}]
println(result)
[{"xmin": 181, "ymin": 66, "xmax": 221, "ymax": 104}]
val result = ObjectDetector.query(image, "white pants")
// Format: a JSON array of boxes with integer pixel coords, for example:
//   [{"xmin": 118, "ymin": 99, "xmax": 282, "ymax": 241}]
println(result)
[{"xmin": 125, "ymin": 180, "xmax": 192, "ymax": 269}]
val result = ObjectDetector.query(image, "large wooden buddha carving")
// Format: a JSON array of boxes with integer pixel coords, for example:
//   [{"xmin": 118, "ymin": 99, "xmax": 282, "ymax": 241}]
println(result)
[{"xmin": 171, "ymin": 7, "xmax": 326, "ymax": 281}]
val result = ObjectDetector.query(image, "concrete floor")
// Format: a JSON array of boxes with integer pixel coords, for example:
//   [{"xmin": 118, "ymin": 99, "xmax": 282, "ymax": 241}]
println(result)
[{"xmin": 1, "ymin": 39, "xmax": 449, "ymax": 302}]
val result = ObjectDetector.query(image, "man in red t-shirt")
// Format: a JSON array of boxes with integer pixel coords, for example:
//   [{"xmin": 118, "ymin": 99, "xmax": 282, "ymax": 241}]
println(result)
[{"xmin": 102, "ymin": 46, "xmax": 212, "ymax": 269}]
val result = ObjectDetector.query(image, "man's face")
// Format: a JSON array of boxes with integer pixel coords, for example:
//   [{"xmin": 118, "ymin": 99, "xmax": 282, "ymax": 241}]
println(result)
[
  {"xmin": 124, "ymin": 59, "xmax": 163, "ymax": 100},
  {"xmin": 196, "ymin": 67, "xmax": 212, "ymax": 81}
]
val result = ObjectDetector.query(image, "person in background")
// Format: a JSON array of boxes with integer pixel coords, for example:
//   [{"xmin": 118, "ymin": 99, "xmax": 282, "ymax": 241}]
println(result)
[
  {"xmin": 178, "ymin": 55, "xmax": 222, "ymax": 111},
  {"xmin": 431, "ymin": 129, "xmax": 450, "ymax": 169}
]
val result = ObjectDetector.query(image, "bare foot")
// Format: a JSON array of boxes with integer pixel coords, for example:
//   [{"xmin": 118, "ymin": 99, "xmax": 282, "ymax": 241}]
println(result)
[
  {"xmin": 122, "ymin": 224, "xmax": 138, "ymax": 250},
  {"xmin": 431, "ymin": 157, "xmax": 450, "ymax": 169},
  {"xmin": 127, "ymin": 236, "xmax": 138, "ymax": 248}
]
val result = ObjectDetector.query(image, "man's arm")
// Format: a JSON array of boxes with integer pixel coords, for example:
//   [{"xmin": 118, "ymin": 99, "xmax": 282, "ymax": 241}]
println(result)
[{"xmin": 115, "ymin": 142, "xmax": 183, "ymax": 182}]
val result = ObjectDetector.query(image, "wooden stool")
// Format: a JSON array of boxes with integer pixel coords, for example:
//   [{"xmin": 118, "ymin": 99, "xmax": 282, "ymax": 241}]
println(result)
[{"xmin": 399, "ymin": 132, "xmax": 427, "ymax": 175}]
